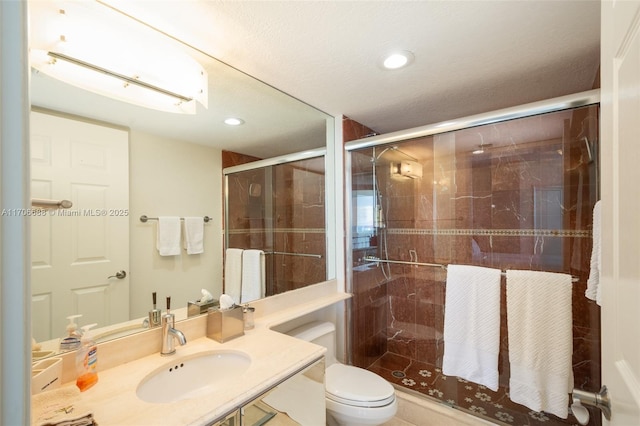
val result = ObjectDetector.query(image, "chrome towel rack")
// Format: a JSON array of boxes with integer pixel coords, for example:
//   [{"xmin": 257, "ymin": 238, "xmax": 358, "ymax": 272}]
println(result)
[
  {"xmin": 264, "ymin": 251, "xmax": 323, "ymax": 259},
  {"xmin": 363, "ymin": 255, "xmax": 580, "ymax": 283},
  {"xmin": 140, "ymin": 215, "xmax": 212, "ymax": 223}
]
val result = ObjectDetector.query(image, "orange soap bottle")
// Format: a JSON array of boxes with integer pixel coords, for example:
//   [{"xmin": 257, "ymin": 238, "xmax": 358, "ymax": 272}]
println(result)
[{"xmin": 75, "ymin": 323, "xmax": 98, "ymax": 392}]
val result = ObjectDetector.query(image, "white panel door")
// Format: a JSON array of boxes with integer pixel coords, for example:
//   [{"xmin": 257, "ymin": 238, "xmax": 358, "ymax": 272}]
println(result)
[
  {"xmin": 30, "ymin": 111, "xmax": 129, "ymax": 342},
  {"xmin": 600, "ymin": 0, "xmax": 640, "ymax": 424}
]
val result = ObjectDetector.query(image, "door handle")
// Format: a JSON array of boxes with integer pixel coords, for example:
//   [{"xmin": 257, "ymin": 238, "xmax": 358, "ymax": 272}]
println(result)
[
  {"xmin": 108, "ymin": 270, "xmax": 127, "ymax": 280},
  {"xmin": 571, "ymin": 386, "xmax": 611, "ymax": 425}
]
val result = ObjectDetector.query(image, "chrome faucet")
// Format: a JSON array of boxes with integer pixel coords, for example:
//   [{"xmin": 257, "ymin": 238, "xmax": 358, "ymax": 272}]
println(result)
[{"xmin": 161, "ymin": 297, "xmax": 187, "ymax": 356}]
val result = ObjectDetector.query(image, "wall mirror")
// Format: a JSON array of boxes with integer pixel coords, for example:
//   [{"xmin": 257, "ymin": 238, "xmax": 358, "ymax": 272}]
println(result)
[{"xmin": 29, "ymin": 0, "xmax": 334, "ymax": 357}]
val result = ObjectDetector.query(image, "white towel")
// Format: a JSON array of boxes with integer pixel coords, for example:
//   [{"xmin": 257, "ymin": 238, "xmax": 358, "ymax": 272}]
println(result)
[
  {"xmin": 32, "ymin": 386, "xmax": 95, "ymax": 426},
  {"xmin": 241, "ymin": 249, "xmax": 265, "ymax": 303},
  {"xmin": 224, "ymin": 249, "xmax": 244, "ymax": 304},
  {"xmin": 585, "ymin": 200, "xmax": 601, "ymax": 306},
  {"xmin": 183, "ymin": 217, "xmax": 204, "ymax": 255},
  {"xmin": 506, "ymin": 270, "xmax": 573, "ymax": 419},
  {"xmin": 156, "ymin": 217, "xmax": 181, "ymax": 256},
  {"xmin": 442, "ymin": 264, "xmax": 502, "ymax": 391}
]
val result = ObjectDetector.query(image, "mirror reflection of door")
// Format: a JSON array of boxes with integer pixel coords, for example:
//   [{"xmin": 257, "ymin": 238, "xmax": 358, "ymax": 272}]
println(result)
[{"xmin": 30, "ymin": 111, "xmax": 129, "ymax": 342}]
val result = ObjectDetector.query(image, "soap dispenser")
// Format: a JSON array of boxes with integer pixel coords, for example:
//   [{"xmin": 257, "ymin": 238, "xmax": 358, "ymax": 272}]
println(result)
[
  {"xmin": 59, "ymin": 314, "xmax": 83, "ymax": 351},
  {"xmin": 76, "ymin": 323, "xmax": 98, "ymax": 392}
]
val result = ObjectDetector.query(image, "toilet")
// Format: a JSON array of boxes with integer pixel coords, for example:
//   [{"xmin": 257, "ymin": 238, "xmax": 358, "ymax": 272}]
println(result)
[{"xmin": 287, "ymin": 321, "xmax": 397, "ymax": 426}]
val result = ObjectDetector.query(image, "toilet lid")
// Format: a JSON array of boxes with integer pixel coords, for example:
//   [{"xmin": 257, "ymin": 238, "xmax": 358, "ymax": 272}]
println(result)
[{"xmin": 326, "ymin": 364, "xmax": 395, "ymax": 408}]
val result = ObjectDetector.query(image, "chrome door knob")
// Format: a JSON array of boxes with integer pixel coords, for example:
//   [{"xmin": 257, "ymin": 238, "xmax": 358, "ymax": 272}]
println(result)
[{"xmin": 108, "ymin": 270, "xmax": 127, "ymax": 280}]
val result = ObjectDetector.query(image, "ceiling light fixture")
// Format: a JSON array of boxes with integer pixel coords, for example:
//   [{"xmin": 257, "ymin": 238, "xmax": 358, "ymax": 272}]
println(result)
[
  {"xmin": 29, "ymin": 1, "xmax": 208, "ymax": 114},
  {"xmin": 382, "ymin": 51, "xmax": 415, "ymax": 70},
  {"xmin": 224, "ymin": 117, "xmax": 245, "ymax": 126}
]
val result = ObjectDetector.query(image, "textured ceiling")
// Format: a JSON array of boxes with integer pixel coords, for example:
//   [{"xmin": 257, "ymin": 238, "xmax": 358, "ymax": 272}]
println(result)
[
  {"xmin": 36, "ymin": 1, "xmax": 601, "ymax": 157},
  {"xmin": 117, "ymin": 0, "xmax": 600, "ymax": 135}
]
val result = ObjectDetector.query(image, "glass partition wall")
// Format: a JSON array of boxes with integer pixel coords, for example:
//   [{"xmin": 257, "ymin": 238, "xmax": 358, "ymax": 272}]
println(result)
[
  {"xmin": 225, "ymin": 153, "xmax": 326, "ymax": 298},
  {"xmin": 347, "ymin": 98, "xmax": 601, "ymax": 426}
]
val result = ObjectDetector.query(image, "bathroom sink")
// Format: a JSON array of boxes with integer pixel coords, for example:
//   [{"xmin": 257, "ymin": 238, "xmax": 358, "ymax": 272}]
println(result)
[{"xmin": 136, "ymin": 350, "xmax": 251, "ymax": 403}]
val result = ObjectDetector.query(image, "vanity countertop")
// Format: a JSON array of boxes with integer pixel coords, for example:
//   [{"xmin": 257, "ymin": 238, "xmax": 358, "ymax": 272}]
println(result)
[{"xmin": 44, "ymin": 329, "xmax": 325, "ymax": 426}]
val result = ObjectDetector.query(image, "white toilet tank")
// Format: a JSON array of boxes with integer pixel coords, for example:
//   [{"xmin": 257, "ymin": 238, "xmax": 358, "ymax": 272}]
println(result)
[{"xmin": 286, "ymin": 321, "xmax": 338, "ymax": 366}]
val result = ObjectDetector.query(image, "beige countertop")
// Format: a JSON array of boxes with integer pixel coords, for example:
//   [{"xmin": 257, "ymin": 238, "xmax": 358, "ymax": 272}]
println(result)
[
  {"xmin": 32, "ymin": 282, "xmax": 350, "ymax": 425},
  {"xmin": 46, "ymin": 328, "xmax": 325, "ymax": 426}
]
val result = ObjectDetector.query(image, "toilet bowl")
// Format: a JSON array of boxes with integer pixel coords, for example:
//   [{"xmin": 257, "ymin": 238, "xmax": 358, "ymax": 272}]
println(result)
[{"xmin": 287, "ymin": 321, "xmax": 397, "ymax": 426}]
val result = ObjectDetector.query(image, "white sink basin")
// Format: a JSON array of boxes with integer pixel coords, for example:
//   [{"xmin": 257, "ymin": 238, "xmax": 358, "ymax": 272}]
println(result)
[{"xmin": 136, "ymin": 350, "xmax": 251, "ymax": 403}]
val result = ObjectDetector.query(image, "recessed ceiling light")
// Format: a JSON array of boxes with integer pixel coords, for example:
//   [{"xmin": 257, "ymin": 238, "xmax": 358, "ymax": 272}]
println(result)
[
  {"xmin": 382, "ymin": 51, "xmax": 414, "ymax": 70},
  {"xmin": 224, "ymin": 117, "xmax": 244, "ymax": 126}
]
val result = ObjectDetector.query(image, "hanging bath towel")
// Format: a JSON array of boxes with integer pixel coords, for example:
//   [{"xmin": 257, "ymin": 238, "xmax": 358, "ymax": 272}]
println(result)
[
  {"xmin": 506, "ymin": 270, "xmax": 573, "ymax": 419},
  {"xmin": 224, "ymin": 248, "xmax": 243, "ymax": 304},
  {"xmin": 442, "ymin": 264, "xmax": 502, "ymax": 391},
  {"xmin": 241, "ymin": 249, "xmax": 265, "ymax": 303},
  {"xmin": 183, "ymin": 217, "xmax": 204, "ymax": 255},
  {"xmin": 585, "ymin": 200, "xmax": 602, "ymax": 305},
  {"xmin": 156, "ymin": 217, "xmax": 181, "ymax": 256}
]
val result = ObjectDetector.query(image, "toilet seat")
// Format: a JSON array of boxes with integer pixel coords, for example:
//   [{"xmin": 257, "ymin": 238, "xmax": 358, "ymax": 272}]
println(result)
[{"xmin": 325, "ymin": 364, "xmax": 395, "ymax": 408}]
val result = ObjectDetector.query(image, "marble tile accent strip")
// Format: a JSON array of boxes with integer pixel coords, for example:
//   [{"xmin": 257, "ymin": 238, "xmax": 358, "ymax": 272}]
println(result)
[
  {"xmin": 228, "ymin": 228, "xmax": 326, "ymax": 234},
  {"xmin": 386, "ymin": 228, "xmax": 591, "ymax": 238}
]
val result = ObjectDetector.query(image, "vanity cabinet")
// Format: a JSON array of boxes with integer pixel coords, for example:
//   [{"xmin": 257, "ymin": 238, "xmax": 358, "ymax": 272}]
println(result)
[{"xmin": 208, "ymin": 357, "xmax": 325, "ymax": 426}]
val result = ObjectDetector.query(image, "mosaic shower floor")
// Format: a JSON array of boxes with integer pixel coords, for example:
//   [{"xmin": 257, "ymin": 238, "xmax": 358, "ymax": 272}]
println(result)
[{"xmin": 368, "ymin": 353, "xmax": 590, "ymax": 426}]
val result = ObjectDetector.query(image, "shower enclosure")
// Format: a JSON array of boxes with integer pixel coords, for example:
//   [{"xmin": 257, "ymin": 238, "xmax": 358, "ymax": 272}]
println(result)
[
  {"xmin": 224, "ymin": 151, "xmax": 327, "ymax": 298},
  {"xmin": 346, "ymin": 92, "xmax": 601, "ymax": 426}
]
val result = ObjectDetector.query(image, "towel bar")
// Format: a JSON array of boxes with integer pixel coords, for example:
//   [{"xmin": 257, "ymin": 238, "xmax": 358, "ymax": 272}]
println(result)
[
  {"xmin": 140, "ymin": 215, "xmax": 211, "ymax": 223},
  {"xmin": 363, "ymin": 256, "xmax": 580, "ymax": 282}
]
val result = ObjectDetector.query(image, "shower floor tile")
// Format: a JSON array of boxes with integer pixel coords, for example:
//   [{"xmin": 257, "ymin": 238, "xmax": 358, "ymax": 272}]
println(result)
[{"xmin": 367, "ymin": 353, "xmax": 596, "ymax": 426}]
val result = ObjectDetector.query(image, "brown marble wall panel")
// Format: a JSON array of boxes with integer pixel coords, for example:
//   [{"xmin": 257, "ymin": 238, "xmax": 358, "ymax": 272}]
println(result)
[
  {"xmin": 343, "ymin": 116, "xmax": 378, "ymax": 143},
  {"xmin": 351, "ymin": 266, "xmax": 389, "ymax": 367},
  {"xmin": 222, "ymin": 150, "xmax": 261, "ymax": 168}
]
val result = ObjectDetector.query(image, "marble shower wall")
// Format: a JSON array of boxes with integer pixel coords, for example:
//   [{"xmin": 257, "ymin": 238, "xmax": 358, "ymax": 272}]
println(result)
[
  {"xmin": 226, "ymin": 156, "xmax": 326, "ymax": 297},
  {"xmin": 350, "ymin": 105, "xmax": 601, "ymax": 425}
]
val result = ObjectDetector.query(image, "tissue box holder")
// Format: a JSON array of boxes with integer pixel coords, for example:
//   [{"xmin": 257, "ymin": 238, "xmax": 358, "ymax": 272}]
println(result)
[
  {"xmin": 206, "ymin": 306, "xmax": 244, "ymax": 343},
  {"xmin": 188, "ymin": 299, "xmax": 219, "ymax": 317}
]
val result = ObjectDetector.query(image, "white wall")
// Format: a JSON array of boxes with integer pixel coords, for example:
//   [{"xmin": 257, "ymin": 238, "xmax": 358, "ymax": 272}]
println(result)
[{"xmin": 129, "ymin": 130, "xmax": 223, "ymax": 318}]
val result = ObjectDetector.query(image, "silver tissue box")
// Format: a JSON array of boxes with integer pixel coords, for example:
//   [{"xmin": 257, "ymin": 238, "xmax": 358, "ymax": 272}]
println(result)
[
  {"xmin": 206, "ymin": 306, "xmax": 244, "ymax": 343},
  {"xmin": 187, "ymin": 299, "xmax": 219, "ymax": 317}
]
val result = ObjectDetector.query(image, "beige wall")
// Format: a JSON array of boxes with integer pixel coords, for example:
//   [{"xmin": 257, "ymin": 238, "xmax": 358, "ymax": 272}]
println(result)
[{"xmin": 129, "ymin": 130, "xmax": 223, "ymax": 318}]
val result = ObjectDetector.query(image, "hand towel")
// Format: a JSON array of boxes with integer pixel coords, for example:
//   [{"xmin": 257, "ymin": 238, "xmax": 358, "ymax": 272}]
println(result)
[
  {"xmin": 183, "ymin": 217, "xmax": 204, "ymax": 255},
  {"xmin": 442, "ymin": 264, "xmax": 502, "ymax": 391},
  {"xmin": 585, "ymin": 200, "xmax": 602, "ymax": 305},
  {"xmin": 32, "ymin": 386, "xmax": 96, "ymax": 426},
  {"xmin": 224, "ymin": 248, "xmax": 243, "ymax": 304},
  {"xmin": 506, "ymin": 269, "xmax": 573, "ymax": 419},
  {"xmin": 156, "ymin": 216, "xmax": 181, "ymax": 256},
  {"xmin": 241, "ymin": 249, "xmax": 265, "ymax": 303}
]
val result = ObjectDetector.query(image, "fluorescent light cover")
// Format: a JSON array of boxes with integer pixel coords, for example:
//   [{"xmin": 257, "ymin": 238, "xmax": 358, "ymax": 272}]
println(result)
[{"xmin": 29, "ymin": 1, "xmax": 208, "ymax": 114}]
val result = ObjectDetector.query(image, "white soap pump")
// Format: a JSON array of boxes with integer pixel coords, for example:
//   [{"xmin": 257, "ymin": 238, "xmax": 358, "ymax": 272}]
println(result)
[{"xmin": 59, "ymin": 314, "xmax": 83, "ymax": 351}]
